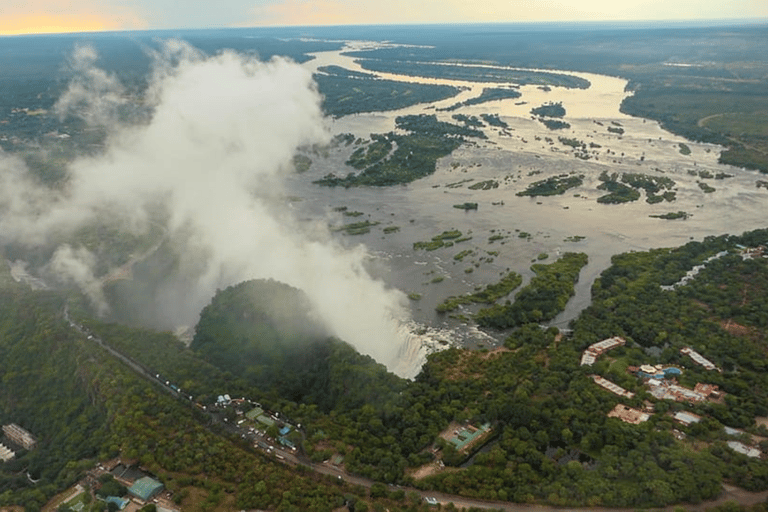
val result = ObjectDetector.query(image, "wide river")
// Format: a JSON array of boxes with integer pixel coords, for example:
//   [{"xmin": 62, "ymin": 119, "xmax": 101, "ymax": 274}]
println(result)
[{"xmin": 284, "ymin": 42, "xmax": 767, "ymax": 374}]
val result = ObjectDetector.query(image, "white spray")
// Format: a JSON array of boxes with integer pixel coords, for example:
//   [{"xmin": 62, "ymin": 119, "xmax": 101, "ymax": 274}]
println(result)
[{"xmin": 0, "ymin": 41, "xmax": 413, "ymax": 375}]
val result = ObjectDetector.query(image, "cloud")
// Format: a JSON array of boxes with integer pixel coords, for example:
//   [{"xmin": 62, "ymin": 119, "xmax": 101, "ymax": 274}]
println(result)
[
  {"xmin": 55, "ymin": 44, "xmax": 128, "ymax": 126},
  {"xmin": 45, "ymin": 245, "xmax": 109, "ymax": 315},
  {"xmin": 0, "ymin": 41, "xmax": 412, "ymax": 374}
]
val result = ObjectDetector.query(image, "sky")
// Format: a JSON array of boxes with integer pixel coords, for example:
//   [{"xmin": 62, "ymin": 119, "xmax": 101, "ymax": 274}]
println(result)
[{"xmin": 1, "ymin": 0, "xmax": 767, "ymax": 35}]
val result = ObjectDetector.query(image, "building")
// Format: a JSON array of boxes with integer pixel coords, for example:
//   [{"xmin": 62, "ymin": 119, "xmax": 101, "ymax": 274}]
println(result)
[
  {"xmin": 694, "ymin": 383, "xmax": 722, "ymax": 399},
  {"xmin": 591, "ymin": 375, "xmax": 634, "ymax": 398},
  {"xmin": 0, "ymin": 443, "xmax": 14, "ymax": 462},
  {"xmin": 128, "ymin": 476, "xmax": 164, "ymax": 502},
  {"xmin": 580, "ymin": 336, "xmax": 626, "ymax": 366},
  {"xmin": 727, "ymin": 441, "xmax": 761, "ymax": 458},
  {"xmin": 104, "ymin": 496, "xmax": 130, "ymax": 510},
  {"xmin": 647, "ymin": 381, "xmax": 708, "ymax": 403},
  {"xmin": 680, "ymin": 347, "xmax": 720, "ymax": 372},
  {"xmin": 739, "ymin": 245, "xmax": 765, "ymax": 260},
  {"xmin": 2, "ymin": 423, "xmax": 37, "ymax": 450},
  {"xmin": 607, "ymin": 404, "xmax": 650, "ymax": 425},
  {"xmin": 673, "ymin": 411, "xmax": 702, "ymax": 426}
]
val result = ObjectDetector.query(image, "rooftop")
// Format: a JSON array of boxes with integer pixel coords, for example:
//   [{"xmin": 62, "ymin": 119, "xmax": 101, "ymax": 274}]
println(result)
[
  {"xmin": 128, "ymin": 476, "xmax": 164, "ymax": 501},
  {"xmin": 673, "ymin": 411, "xmax": 702, "ymax": 426},
  {"xmin": 607, "ymin": 404, "xmax": 650, "ymax": 425}
]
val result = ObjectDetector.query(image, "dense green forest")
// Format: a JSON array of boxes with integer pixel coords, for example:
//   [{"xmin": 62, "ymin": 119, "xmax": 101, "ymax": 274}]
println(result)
[
  {"xmin": 191, "ymin": 280, "xmax": 406, "ymax": 412},
  {"xmin": 4, "ymin": 229, "xmax": 768, "ymax": 510}
]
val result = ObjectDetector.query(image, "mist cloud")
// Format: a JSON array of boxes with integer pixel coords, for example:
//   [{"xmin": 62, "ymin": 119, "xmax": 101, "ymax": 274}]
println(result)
[
  {"xmin": 46, "ymin": 244, "xmax": 109, "ymax": 316},
  {"xmin": 0, "ymin": 41, "xmax": 411, "ymax": 374},
  {"xmin": 55, "ymin": 44, "xmax": 128, "ymax": 127}
]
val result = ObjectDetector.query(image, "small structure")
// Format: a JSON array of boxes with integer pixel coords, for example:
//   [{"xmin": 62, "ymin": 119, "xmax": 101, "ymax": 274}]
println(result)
[
  {"xmin": 2, "ymin": 423, "xmax": 36, "ymax": 450},
  {"xmin": 580, "ymin": 336, "xmax": 626, "ymax": 366},
  {"xmin": 694, "ymin": 383, "xmax": 722, "ymax": 399},
  {"xmin": 607, "ymin": 404, "xmax": 650, "ymax": 425},
  {"xmin": 128, "ymin": 476, "xmax": 164, "ymax": 502},
  {"xmin": 647, "ymin": 381, "xmax": 708, "ymax": 403},
  {"xmin": 632, "ymin": 365, "xmax": 682, "ymax": 380},
  {"xmin": 0, "ymin": 443, "xmax": 14, "ymax": 462},
  {"xmin": 245, "ymin": 407, "xmax": 263, "ymax": 421},
  {"xmin": 448, "ymin": 423, "xmax": 492, "ymax": 452},
  {"xmin": 739, "ymin": 245, "xmax": 765, "ymax": 260},
  {"xmin": 673, "ymin": 411, "xmax": 702, "ymax": 426},
  {"xmin": 680, "ymin": 347, "xmax": 720, "ymax": 372},
  {"xmin": 591, "ymin": 375, "xmax": 634, "ymax": 398},
  {"xmin": 104, "ymin": 496, "xmax": 130, "ymax": 510},
  {"xmin": 727, "ymin": 441, "xmax": 761, "ymax": 458}
]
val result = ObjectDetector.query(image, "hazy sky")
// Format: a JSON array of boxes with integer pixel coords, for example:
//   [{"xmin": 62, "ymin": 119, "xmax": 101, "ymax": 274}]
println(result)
[{"xmin": 1, "ymin": 0, "xmax": 767, "ymax": 35}]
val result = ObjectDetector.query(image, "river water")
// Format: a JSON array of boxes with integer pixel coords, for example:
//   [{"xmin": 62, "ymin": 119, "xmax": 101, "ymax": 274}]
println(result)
[{"xmin": 285, "ymin": 42, "xmax": 768, "ymax": 373}]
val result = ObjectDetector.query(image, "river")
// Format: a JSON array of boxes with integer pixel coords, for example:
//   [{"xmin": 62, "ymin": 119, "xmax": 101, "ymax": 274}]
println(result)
[{"xmin": 283, "ymin": 41, "xmax": 768, "ymax": 367}]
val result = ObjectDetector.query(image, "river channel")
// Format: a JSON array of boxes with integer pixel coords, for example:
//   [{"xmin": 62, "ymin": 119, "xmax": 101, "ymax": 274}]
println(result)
[{"xmin": 285, "ymin": 42, "xmax": 767, "ymax": 372}]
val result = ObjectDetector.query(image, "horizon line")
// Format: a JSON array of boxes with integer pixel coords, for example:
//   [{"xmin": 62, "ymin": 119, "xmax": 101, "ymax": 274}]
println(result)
[{"xmin": 2, "ymin": 16, "xmax": 766, "ymax": 38}]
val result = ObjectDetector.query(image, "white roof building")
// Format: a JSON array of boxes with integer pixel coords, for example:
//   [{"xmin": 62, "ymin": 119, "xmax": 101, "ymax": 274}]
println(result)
[
  {"xmin": 673, "ymin": 411, "xmax": 702, "ymax": 426},
  {"xmin": 727, "ymin": 441, "xmax": 761, "ymax": 458}
]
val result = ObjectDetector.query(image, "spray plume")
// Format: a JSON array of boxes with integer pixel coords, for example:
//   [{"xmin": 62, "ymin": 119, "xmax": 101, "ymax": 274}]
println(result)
[{"xmin": 0, "ymin": 41, "xmax": 411, "ymax": 374}]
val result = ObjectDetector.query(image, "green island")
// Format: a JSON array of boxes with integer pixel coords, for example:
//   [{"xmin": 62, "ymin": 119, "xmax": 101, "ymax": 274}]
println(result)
[
  {"xmin": 436, "ymin": 271, "xmax": 523, "ymax": 313},
  {"xmin": 333, "ymin": 220, "xmax": 380, "ymax": 235},
  {"xmin": 468, "ymin": 180, "xmax": 499, "ymax": 190},
  {"xmin": 292, "ymin": 154, "xmax": 312, "ymax": 173},
  {"xmin": 413, "ymin": 229, "xmax": 466, "ymax": 251},
  {"xmin": 480, "ymin": 113, "xmax": 509, "ymax": 128},
  {"xmin": 558, "ymin": 136, "xmax": 583, "ymax": 148},
  {"xmin": 315, "ymin": 115, "xmax": 485, "ymax": 187},
  {"xmin": 650, "ymin": 211, "xmax": 691, "ymax": 220},
  {"xmin": 517, "ymin": 173, "xmax": 585, "ymax": 197},
  {"xmin": 621, "ymin": 173, "xmax": 677, "ymax": 203},
  {"xmin": 451, "ymin": 113, "xmax": 484, "ymax": 127},
  {"xmin": 597, "ymin": 171, "xmax": 642, "ymax": 204},
  {"xmin": 531, "ymin": 101, "xmax": 566, "ymax": 118},
  {"xmin": 539, "ymin": 118, "xmax": 571, "ymax": 130},
  {"xmin": 353, "ymin": 59, "xmax": 591, "ymax": 88},
  {"xmin": 345, "ymin": 134, "xmax": 393, "ymax": 169},
  {"xmin": 314, "ymin": 74, "xmax": 460, "ymax": 117},
  {"xmin": 316, "ymin": 64, "xmax": 377, "ymax": 79},
  {"xmin": 474, "ymin": 252, "xmax": 589, "ymax": 328},
  {"xmin": 440, "ymin": 87, "xmax": 523, "ymax": 111}
]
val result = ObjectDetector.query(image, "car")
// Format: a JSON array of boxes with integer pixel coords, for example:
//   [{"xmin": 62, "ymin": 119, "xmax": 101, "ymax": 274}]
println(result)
[{"xmin": 424, "ymin": 497, "xmax": 438, "ymax": 506}]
